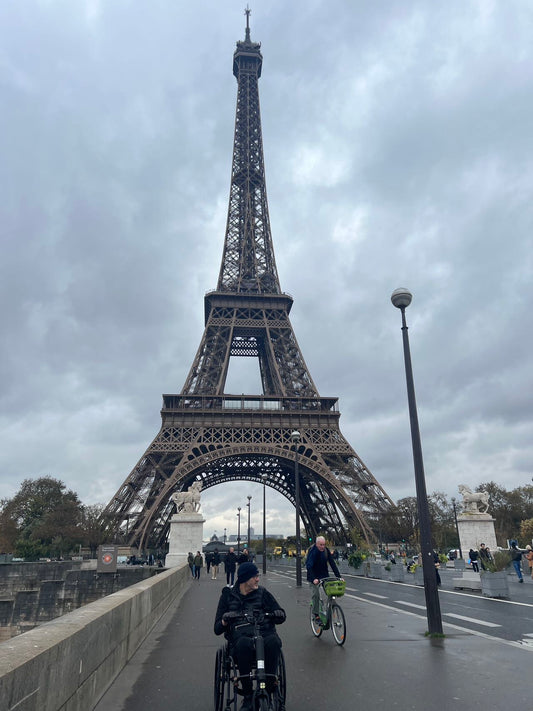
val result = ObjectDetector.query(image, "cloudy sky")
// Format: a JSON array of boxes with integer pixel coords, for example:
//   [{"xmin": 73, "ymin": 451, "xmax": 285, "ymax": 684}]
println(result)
[{"xmin": 1, "ymin": 1, "xmax": 532, "ymax": 540}]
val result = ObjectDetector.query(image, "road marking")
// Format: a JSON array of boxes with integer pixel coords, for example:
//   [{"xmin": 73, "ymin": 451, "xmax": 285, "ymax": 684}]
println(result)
[
  {"xmin": 444, "ymin": 613, "xmax": 500, "ymax": 628},
  {"xmin": 363, "ymin": 592, "xmax": 388, "ymax": 599},
  {"xmin": 396, "ymin": 601, "xmax": 426, "ymax": 610}
]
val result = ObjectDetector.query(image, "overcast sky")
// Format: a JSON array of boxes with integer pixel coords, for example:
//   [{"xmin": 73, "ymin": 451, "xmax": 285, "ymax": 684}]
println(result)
[{"xmin": 1, "ymin": 1, "xmax": 532, "ymax": 540}]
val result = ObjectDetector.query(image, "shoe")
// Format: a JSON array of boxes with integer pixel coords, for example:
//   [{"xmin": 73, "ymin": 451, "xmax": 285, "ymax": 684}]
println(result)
[
  {"xmin": 519, "ymin": 579, "xmax": 524, "ymax": 583},
  {"xmin": 240, "ymin": 695, "xmax": 253, "ymax": 711}
]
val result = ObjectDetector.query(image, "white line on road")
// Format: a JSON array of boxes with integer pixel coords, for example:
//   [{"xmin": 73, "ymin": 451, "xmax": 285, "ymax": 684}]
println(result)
[
  {"xmin": 444, "ymin": 613, "xmax": 500, "ymax": 628},
  {"xmin": 396, "ymin": 601, "xmax": 426, "ymax": 610},
  {"xmin": 363, "ymin": 593, "xmax": 388, "ymax": 599}
]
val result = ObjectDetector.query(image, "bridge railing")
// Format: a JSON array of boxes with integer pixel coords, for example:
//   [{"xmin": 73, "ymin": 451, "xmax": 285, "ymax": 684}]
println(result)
[{"xmin": 0, "ymin": 564, "xmax": 190, "ymax": 711}]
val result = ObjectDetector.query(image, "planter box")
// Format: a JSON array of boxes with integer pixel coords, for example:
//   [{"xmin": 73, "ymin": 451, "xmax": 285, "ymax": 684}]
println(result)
[
  {"xmin": 414, "ymin": 566, "xmax": 424, "ymax": 586},
  {"xmin": 368, "ymin": 562, "xmax": 383, "ymax": 579},
  {"xmin": 481, "ymin": 571, "xmax": 510, "ymax": 600},
  {"xmin": 389, "ymin": 564, "xmax": 406, "ymax": 582}
]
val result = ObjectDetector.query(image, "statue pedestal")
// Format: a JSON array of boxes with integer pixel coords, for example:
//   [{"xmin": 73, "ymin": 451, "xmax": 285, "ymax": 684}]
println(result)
[
  {"xmin": 457, "ymin": 514, "xmax": 498, "ymax": 559},
  {"xmin": 165, "ymin": 512, "xmax": 205, "ymax": 568}
]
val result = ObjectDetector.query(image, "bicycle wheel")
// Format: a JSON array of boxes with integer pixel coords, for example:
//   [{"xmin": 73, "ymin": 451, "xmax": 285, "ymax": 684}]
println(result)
[
  {"xmin": 309, "ymin": 605, "xmax": 323, "ymax": 637},
  {"xmin": 331, "ymin": 603, "xmax": 346, "ymax": 645}
]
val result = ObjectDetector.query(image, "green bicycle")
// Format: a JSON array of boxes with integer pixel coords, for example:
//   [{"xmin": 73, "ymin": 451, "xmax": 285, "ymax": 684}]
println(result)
[{"xmin": 309, "ymin": 577, "xmax": 347, "ymax": 645}]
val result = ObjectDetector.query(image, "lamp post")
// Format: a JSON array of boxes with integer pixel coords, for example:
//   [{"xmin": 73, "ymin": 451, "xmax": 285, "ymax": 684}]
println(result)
[
  {"xmin": 262, "ymin": 473, "xmax": 267, "ymax": 574},
  {"xmin": 237, "ymin": 507, "xmax": 241, "ymax": 554},
  {"xmin": 391, "ymin": 288, "xmax": 443, "ymax": 635},
  {"xmin": 451, "ymin": 497, "xmax": 463, "ymax": 559},
  {"xmin": 247, "ymin": 495, "xmax": 252, "ymax": 550},
  {"xmin": 223, "ymin": 528, "xmax": 227, "ymax": 545},
  {"xmin": 291, "ymin": 430, "xmax": 302, "ymax": 587}
]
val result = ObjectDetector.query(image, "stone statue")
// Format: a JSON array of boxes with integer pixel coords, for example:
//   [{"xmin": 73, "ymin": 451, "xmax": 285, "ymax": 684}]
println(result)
[
  {"xmin": 458, "ymin": 484, "xmax": 489, "ymax": 514},
  {"xmin": 172, "ymin": 481, "xmax": 202, "ymax": 513}
]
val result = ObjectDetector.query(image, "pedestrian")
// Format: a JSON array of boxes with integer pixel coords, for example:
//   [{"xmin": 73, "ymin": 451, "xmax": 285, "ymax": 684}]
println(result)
[
  {"xmin": 212, "ymin": 548, "xmax": 221, "ymax": 580},
  {"xmin": 479, "ymin": 543, "xmax": 491, "ymax": 571},
  {"xmin": 433, "ymin": 551, "xmax": 441, "ymax": 586},
  {"xmin": 206, "ymin": 551, "xmax": 213, "ymax": 575},
  {"xmin": 187, "ymin": 552, "xmax": 194, "ymax": 577},
  {"xmin": 469, "ymin": 548, "xmax": 480, "ymax": 573},
  {"xmin": 525, "ymin": 545, "xmax": 533, "ymax": 579},
  {"xmin": 238, "ymin": 548, "xmax": 250, "ymax": 565},
  {"xmin": 510, "ymin": 541, "xmax": 524, "ymax": 582},
  {"xmin": 193, "ymin": 551, "xmax": 203, "ymax": 580},
  {"xmin": 225, "ymin": 546, "xmax": 238, "ymax": 587}
]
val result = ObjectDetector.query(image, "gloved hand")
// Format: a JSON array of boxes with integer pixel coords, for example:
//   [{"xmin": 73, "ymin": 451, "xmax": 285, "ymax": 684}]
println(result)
[
  {"xmin": 272, "ymin": 609, "xmax": 285, "ymax": 622},
  {"xmin": 222, "ymin": 611, "xmax": 239, "ymax": 623}
]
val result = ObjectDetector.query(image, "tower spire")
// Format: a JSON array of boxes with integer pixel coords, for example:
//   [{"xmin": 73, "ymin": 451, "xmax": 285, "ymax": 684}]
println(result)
[{"xmin": 245, "ymin": 5, "xmax": 251, "ymax": 43}]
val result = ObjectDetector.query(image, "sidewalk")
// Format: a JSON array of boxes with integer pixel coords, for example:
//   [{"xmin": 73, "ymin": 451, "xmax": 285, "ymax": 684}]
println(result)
[{"xmin": 95, "ymin": 566, "xmax": 531, "ymax": 711}]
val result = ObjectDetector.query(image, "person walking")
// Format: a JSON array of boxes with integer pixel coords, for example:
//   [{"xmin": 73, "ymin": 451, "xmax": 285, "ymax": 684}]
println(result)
[
  {"xmin": 193, "ymin": 551, "xmax": 203, "ymax": 581},
  {"xmin": 205, "ymin": 551, "xmax": 213, "ymax": 576},
  {"xmin": 510, "ymin": 541, "xmax": 524, "ymax": 582},
  {"xmin": 187, "ymin": 552, "xmax": 194, "ymax": 577},
  {"xmin": 225, "ymin": 546, "xmax": 238, "ymax": 587},
  {"xmin": 469, "ymin": 548, "xmax": 480, "ymax": 573},
  {"xmin": 525, "ymin": 545, "xmax": 533, "ymax": 579},
  {"xmin": 479, "ymin": 543, "xmax": 492, "ymax": 571},
  {"xmin": 212, "ymin": 548, "xmax": 221, "ymax": 580}
]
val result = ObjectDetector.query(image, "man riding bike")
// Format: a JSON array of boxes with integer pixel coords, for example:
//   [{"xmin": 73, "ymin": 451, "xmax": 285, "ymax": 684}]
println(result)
[
  {"xmin": 306, "ymin": 536, "xmax": 342, "ymax": 620},
  {"xmin": 214, "ymin": 562, "xmax": 286, "ymax": 710}
]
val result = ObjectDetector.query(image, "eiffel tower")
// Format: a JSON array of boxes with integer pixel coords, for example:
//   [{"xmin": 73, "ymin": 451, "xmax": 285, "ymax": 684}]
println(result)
[{"xmin": 104, "ymin": 12, "xmax": 393, "ymax": 552}]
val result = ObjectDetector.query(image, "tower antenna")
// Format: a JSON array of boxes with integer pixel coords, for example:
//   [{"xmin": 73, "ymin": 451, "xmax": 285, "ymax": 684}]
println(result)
[{"xmin": 245, "ymin": 5, "xmax": 251, "ymax": 42}]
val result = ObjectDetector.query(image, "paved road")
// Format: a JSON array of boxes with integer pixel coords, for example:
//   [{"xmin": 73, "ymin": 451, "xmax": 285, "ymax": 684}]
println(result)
[{"xmin": 95, "ymin": 566, "xmax": 532, "ymax": 711}]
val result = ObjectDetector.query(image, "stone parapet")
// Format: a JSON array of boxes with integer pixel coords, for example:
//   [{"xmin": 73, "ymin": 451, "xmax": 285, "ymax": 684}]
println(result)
[{"xmin": 0, "ymin": 563, "xmax": 190, "ymax": 711}]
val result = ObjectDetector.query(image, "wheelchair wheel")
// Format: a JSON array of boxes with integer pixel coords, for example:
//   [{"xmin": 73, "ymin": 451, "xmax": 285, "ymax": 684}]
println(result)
[
  {"xmin": 214, "ymin": 647, "xmax": 225, "ymax": 711},
  {"xmin": 310, "ymin": 605, "xmax": 323, "ymax": 637},
  {"xmin": 273, "ymin": 649, "xmax": 287, "ymax": 710}
]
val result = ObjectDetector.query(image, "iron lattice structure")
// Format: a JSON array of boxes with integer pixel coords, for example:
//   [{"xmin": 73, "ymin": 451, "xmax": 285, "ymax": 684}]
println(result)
[{"xmin": 104, "ymin": 16, "xmax": 394, "ymax": 551}]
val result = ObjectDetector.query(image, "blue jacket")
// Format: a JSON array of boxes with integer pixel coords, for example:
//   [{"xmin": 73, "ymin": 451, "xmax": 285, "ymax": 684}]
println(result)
[{"xmin": 306, "ymin": 545, "xmax": 341, "ymax": 582}]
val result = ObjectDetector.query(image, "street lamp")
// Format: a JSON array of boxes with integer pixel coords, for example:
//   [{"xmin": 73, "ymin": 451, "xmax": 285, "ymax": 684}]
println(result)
[
  {"xmin": 451, "ymin": 497, "xmax": 463, "ymax": 559},
  {"xmin": 262, "ymin": 473, "xmax": 267, "ymax": 574},
  {"xmin": 247, "ymin": 495, "xmax": 252, "ymax": 550},
  {"xmin": 223, "ymin": 528, "xmax": 227, "ymax": 545},
  {"xmin": 391, "ymin": 287, "xmax": 443, "ymax": 635},
  {"xmin": 237, "ymin": 507, "xmax": 241, "ymax": 554},
  {"xmin": 291, "ymin": 430, "xmax": 302, "ymax": 587}
]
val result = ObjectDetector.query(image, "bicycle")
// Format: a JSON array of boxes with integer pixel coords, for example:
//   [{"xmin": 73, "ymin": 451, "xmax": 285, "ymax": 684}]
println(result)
[
  {"xmin": 214, "ymin": 609, "xmax": 286, "ymax": 711},
  {"xmin": 309, "ymin": 577, "xmax": 347, "ymax": 645}
]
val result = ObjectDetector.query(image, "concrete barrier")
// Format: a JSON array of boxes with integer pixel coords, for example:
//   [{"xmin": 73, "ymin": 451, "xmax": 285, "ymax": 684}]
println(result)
[{"xmin": 0, "ymin": 564, "xmax": 190, "ymax": 711}]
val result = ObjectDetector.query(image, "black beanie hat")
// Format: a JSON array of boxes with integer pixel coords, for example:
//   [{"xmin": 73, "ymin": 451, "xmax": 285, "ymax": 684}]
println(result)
[{"xmin": 236, "ymin": 562, "xmax": 259, "ymax": 586}]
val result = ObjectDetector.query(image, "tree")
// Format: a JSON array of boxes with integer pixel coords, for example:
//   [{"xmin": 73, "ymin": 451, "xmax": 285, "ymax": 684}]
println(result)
[
  {"xmin": 79, "ymin": 503, "xmax": 111, "ymax": 558},
  {"xmin": 0, "ymin": 477, "xmax": 83, "ymax": 560}
]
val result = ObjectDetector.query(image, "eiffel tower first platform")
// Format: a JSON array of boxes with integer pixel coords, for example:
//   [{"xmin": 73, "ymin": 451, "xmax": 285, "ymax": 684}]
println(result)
[{"xmin": 104, "ymin": 13, "xmax": 394, "ymax": 552}]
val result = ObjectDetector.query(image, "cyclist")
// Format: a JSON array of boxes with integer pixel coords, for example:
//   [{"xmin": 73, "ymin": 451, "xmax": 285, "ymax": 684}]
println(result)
[
  {"xmin": 214, "ymin": 562, "xmax": 286, "ymax": 710},
  {"xmin": 306, "ymin": 536, "xmax": 342, "ymax": 621}
]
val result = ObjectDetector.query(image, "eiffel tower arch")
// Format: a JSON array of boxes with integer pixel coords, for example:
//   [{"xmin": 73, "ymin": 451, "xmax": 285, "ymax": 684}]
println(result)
[{"xmin": 104, "ymin": 13, "xmax": 394, "ymax": 552}]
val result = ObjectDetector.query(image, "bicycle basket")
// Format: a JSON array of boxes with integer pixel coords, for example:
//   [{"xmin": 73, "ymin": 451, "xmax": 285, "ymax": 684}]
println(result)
[{"xmin": 323, "ymin": 579, "xmax": 346, "ymax": 597}]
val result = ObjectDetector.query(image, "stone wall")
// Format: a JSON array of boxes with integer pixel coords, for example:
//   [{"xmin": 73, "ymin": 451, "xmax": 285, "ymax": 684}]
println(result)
[
  {"xmin": 0, "ymin": 563, "xmax": 154, "ymax": 640},
  {"xmin": 0, "ymin": 563, "xmax": 190, "ymax": 711}
]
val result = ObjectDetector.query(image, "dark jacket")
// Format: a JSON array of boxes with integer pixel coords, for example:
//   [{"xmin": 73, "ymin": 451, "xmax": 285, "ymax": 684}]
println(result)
[
  {"xmin": 306, "ymin": 544, "xmax": 341, "ymax": 582},
  {"xmin": 224, "ymin": 552, "xmax": 237, "ymax": 572},
  {"xmin": 212, "ymin": 551, "xmax": 221, "ymax": 565},
  {"xmin": 214, "ymin": 585, "xmax": 286, "ymax": 640},
  {"xmin": 237, "ymin": 551, "xmax": 250, "ymax": 565}
]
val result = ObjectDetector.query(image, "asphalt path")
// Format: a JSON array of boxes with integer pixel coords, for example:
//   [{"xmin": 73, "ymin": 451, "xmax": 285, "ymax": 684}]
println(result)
[{"xmin": 95, "ymin": 565, "xmax": 532, "ymax": 711}]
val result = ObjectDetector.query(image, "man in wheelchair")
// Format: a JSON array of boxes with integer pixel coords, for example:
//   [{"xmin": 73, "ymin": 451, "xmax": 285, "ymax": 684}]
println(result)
[{"xmin": 214, "ymin": 562, "xmax": 286, "ymax": 710}]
